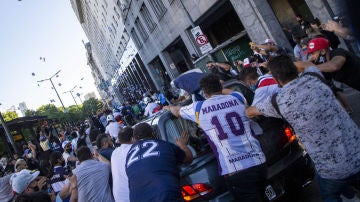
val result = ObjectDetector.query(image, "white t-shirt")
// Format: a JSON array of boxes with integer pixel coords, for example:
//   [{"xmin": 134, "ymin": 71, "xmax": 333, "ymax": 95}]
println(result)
[
  {"xmin": 144, "ymin": 102, "xmax": 159, "ymax": 117},
  {"xmin": 105, "ymin": 122, "xmax": 123, "ymax": 140},
  {"xmin": 111, "ymin": 144, "xmax": 132, "ymax": 202},
  {"xmin": 180, "ymin": 92, "xmax": 266, "ymax": 175}
]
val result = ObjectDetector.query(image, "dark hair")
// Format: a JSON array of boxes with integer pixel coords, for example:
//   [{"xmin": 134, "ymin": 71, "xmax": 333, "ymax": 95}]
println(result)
[
  {"xmin": 310, "ymin": 18, "xmax": 321, "ymax": 26},
  {"xmin": 133, "ymin": 123, "xmax": 153, "ymax": 140},
  {"xmin": 96, "ymin": 134, "xmax": 108, "ymax": 149},
  {"xmin": 267, "ymin": 55, "xmax": 298, "ymax": 84},
  {"xmin": 76, "ymin": 146, "xmax": 92, "ymax": 162},
  {"xmin": 118, "ymin": 127, "xmax": 133, "ymax": 143},
  {"xmin": 206, "ymin": 61, "xmax": 214, "ymax": 64},
  {"xmin": 238, "ymin": 67, "xmax": 259, "ymax": 81},
  {"xmin": 49, "ymin": 151, "xmax": 62, "ymax": 167},
  {"xmin": 71, "ymin": 131, "xmax": 78, "ymax": 138},
  {"xmin": 15, "ymin": 191, "xmax": 51, "ymax": 202},
  {"xmin": 199, "ymin": 74, "xmax": 222, "ymax": 95},
  {"xmin": 89, "ymin": 128, "xmax": 101, "ymax": 142}
]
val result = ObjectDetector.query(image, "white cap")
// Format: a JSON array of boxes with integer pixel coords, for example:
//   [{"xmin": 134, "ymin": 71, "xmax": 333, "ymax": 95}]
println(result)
[
  {"xmin": 107, "ymin": 114, "xmax": 114, "ymax": 123},
  {"xmin": 264, "ymin": 39, "xmax": 275, "ymax": 44},
  {"xmin": 10, "ymin": 169, "xmax": 40, "ymax": 194},
  {"xmin": 143, "ymin": 97, "xmax": 151, "ymax": 105},
  {"xmin": 62, "ymin": 140, "xmax": 71, "ymax": 149}
]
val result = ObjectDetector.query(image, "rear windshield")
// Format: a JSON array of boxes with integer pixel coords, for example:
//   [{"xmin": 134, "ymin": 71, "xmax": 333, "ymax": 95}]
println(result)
[{"xmin": 163, "ymin": 116, "xmax": 210, "ymax": 158}]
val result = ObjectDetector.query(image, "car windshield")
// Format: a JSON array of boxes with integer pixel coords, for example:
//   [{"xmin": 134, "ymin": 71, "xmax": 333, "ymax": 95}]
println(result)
[{"xmin": 163, "ymin": 115, "xmax": 210, "ymax": 158}]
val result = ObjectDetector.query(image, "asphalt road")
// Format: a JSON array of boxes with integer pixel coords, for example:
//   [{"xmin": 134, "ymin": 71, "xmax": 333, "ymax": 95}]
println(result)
[{"xmin": 289, "ymin": 85, "xmax": 360, "ymax": 202}]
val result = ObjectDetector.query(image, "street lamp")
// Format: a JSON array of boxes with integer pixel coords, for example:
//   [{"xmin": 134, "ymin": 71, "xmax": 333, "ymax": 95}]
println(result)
[
  {"xmin": 0, "ymin": 103, "xmax": 20, "ymax": 154},
  {"xmin": 37, "ymin": 70, "xmax": 66, "ymax": 110},
  {"xmin": 63, "ymin": 85, "xmax": 78, "ymax": 106}
]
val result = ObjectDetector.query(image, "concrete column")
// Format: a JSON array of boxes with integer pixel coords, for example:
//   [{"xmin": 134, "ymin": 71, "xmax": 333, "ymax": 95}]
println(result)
[
  {"xmin": 158, "ymin": 51, "xmax": 179, "ymax": 80},
  {"xmin": 304, "ymin": 0, "xmax": 332, "ymax": 24},
  {"xmin": 230, "ymin": 0, "xmax": 292, "ymax": 51}
]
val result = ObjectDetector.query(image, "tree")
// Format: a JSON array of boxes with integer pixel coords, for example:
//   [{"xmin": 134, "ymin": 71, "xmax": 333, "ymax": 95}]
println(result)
[
  {"xmin": 2, "ymin": 111, "xmax": 18, "ymax": 121},
  {"xmin": 36, "ymin": 104, "xmax": 62, "ymax": 120},
  {"xmin": 82, "ymin": 98, "xmax": 104, "ymax": 116},
  {"xmin": 25, "ymin": 109, "xmax": 38, "ymax": 117}
]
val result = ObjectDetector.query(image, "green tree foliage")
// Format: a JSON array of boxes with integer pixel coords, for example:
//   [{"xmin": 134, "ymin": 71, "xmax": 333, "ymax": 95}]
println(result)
[
  {"xmin": 24, "ymin": 98, "xmax": 105, "ymax": 125},
  {"xmin": 36, "ymin": 104, "xmax": 62, "ymax": 120},
  {"xmin": 24, "ymin": 109, "xmax": 38, "ymax": 117},
  {"xmin": 2, "ymin": 111, "xmax": 18, "ymax": 121},
  {"xmin": 82, "ymin": 98, "xmax": 104, "ymax": 116}
]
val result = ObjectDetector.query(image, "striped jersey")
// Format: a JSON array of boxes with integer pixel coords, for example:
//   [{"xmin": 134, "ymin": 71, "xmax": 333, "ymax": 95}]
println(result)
[
  {"xmin": 252, "ymin": 74, "xmax": 279, "ymax": 106},
  {"xmin": 180, "ymin": 92, "xmax": 266, "ymax": 175}
]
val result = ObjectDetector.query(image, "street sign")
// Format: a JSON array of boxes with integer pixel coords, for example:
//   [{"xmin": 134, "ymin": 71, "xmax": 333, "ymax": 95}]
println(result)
[
  {"xmin": 191, "ymin": 26, "xmax": 213, "ymax": 54},
  {"xmin": 195, "ymin": 34, "xmax": 208, "ymax": 46}
]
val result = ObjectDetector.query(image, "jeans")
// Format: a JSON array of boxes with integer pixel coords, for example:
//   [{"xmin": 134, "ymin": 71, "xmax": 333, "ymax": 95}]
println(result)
[
  {"xmin": 316, "ymin": 170, "xmax": 360, "ymax": 202},
  {"xmin": 225, "ymin": 163, "xmax": 267, "ymax": 202}
]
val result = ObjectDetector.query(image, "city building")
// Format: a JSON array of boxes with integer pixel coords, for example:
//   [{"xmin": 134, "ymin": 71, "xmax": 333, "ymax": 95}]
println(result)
[
  {"xmin": 18, "ymin": 102, "xmax": 28, "ymax": 117},
  {"xmin": 71, "ymin": 0, "xmax": 123, "ymax": 104},
  {"xmin": 119, "ymin": 0, "xmax": 353, "ymax": 90},
  {"xmin": 71, "ymin": 0, "xmax": 353, "ymax": 103}
]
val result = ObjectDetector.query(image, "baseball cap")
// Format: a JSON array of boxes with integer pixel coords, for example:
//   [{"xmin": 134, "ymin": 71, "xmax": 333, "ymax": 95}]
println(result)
[
  {"xmin": 10, "ymin": 169, "xmax": 40, "ymax": 194},
  {"xmin": 62, "ymin": 140, "xmax": 71, "ymax": 149},
  {"xmin": 106, "ymin": 114, "xmax": 114, "ymax": 123},
  {"xmin": 263, "ymin": 39, "xmax": 275, "ymax": 44},
  {"xmin": 307, "ymin": 38, "xmax": 330, "ymax": 53}
]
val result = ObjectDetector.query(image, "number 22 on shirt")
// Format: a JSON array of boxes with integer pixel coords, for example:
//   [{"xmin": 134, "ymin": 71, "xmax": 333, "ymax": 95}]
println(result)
[{"xmin": 126, "ymin": 141, "xmax": 160, "ymax": 168}]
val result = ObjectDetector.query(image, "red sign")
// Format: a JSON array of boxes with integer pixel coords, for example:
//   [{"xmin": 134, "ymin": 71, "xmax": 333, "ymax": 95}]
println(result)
[{"xmin": 195, "ymin": 34, "xmax": 208, "ymax": 46}]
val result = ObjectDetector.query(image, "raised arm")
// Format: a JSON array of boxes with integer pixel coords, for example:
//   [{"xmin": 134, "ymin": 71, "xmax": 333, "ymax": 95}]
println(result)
[
  {"xmin": 176, "ymin": 131, "xmax": 193, "ymax": 164},
  {"xmin": 245, "ymin": 106, "xmax": 262, "ymax": 118},
  {"xmin": 164, "ymin": 105, "xmax": 181, "ymax": 118},
  {"xmin": 316, "ymin": 55, "xmax": 346, "ymax": 72},
  {"xmin": 216, "ymin": 62, "xmax": 231, "ymax": 71}
]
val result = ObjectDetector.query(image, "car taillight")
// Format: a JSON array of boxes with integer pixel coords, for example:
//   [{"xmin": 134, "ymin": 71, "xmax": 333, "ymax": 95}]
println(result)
[
  {"xmin": 181, "ymin": 183, "xmax": 213, "ymax": 201},
  {"xmin": 284, "ymin": 126, "xmax": 297, "ymax": 142}
]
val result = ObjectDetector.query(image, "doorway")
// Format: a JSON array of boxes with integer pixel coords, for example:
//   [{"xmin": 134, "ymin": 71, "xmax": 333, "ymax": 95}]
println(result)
[{"xmin": 164, "ymin": 37, "xmax": 193, "ymax": 74}]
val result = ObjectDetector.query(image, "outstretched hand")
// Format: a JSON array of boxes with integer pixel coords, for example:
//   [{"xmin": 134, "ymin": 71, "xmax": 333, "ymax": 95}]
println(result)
[{"xmin": 176, "ymin": 131, "xmax": 189, "ymax": 146}]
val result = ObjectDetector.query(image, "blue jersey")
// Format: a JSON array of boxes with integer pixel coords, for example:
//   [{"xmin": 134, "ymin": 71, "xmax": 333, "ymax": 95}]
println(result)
[{"xmin": 125, "ymin": 139, "xmax": 185, "ymax": 202}]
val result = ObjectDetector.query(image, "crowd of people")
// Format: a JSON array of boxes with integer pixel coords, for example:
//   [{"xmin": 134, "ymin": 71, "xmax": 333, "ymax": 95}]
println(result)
[{"xmin": 1, "ymin": 13, "xmax": 360, "ymax": 202}]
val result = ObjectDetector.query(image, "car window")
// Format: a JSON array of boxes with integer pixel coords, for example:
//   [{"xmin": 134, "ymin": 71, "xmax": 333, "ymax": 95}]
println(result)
[{"xmin": 164, "ymin": 116, "xmax": 210, "ymax": 158}]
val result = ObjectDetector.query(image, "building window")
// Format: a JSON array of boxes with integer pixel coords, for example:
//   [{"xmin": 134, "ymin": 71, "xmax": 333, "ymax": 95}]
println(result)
[
  {"xmin": 140, "ymin": 4, "xmax": 156, "ymax": 31},
  {"xmin": 131, "ymin": 28, "xmax": 142, "ymax": 48},
  {"xmin": 148, "ymin": 0, "xmax": 166, "ymax": 19},
  {"xmin": 135, "ymin": 17, "xmax": 148, "ymax": 41}
]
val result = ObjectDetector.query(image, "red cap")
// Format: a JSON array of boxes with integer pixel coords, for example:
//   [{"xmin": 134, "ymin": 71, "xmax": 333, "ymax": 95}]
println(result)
[{"xmin": 307, "ymin": 38, "xmax": 330, "ymax": 53}]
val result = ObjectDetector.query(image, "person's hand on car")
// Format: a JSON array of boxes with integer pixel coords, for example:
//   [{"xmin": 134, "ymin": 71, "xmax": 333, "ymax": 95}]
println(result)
[{"xmin": 176, "ymin": 131, "xmax": 189, "ymax": 146}]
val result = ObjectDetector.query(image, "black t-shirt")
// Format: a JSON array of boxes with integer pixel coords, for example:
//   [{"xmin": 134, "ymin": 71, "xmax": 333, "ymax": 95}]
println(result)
[
  {"xmin": 330, "ymin": 48, "xmax": 360, "ymax": 91},
  {"xmin": 210, "ymin": 66, "xmax": 234, "ymax": 81}
]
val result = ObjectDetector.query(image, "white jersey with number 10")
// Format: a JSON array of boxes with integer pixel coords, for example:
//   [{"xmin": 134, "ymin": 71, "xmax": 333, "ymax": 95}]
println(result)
[{"xmin": 180, "ymin": 92, "xmax": 266, "ymax": 175}]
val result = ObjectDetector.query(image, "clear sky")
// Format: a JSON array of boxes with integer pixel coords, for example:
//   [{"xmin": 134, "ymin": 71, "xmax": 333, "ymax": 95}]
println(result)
[{"xmin": 0, "ymin": 0, "xmax": 97, "ymax": 114}]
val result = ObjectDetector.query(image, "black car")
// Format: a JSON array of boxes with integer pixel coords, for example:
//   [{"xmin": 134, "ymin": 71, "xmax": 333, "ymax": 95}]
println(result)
[{"xmin": 139, "ymin": 79, "xmax": 315, "ymax": 201}]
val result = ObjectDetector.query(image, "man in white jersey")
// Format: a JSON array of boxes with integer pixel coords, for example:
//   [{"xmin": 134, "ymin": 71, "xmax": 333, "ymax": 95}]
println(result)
[
  {"xmin": 166, "ymin": 74, "xmax": 266, "ymax": 202},
  {"xmin": 111, "ymin": 127, "xmax": 134, "ymax": 202}
]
